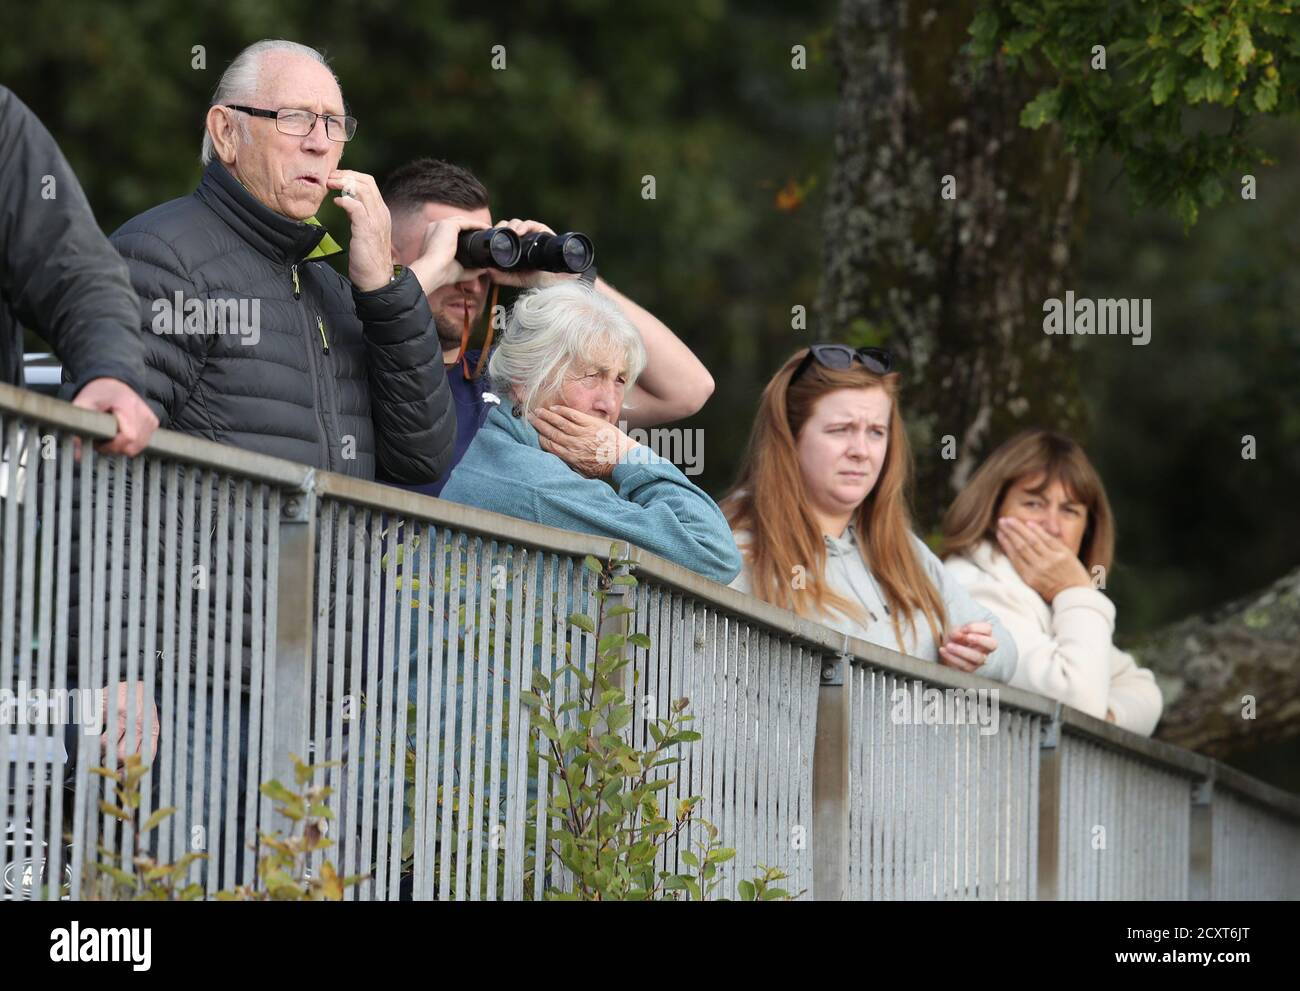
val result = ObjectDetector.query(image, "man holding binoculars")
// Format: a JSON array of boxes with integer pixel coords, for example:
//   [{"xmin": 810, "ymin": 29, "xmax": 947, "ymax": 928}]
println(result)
[{"xmin": 384, "ymin": 158, "xmax": 715, "ymax": 497}]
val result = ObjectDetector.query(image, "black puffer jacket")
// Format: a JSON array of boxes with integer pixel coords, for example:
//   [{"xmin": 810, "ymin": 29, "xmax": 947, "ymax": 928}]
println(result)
[
  {"xmin": 61, "ymin": 160, "xmax": 454, "ymax": 687},
  {"xmin": 112, "ymin": 158, "xmax": 453, "ymax": 482},
  {"xmin": 0, "ymin": 85, "xmax": 144, "ymax": 396}
]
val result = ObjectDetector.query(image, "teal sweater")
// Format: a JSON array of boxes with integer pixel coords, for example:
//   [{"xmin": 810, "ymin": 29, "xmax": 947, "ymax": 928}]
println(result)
[{"xmin": 441, "ymin": 405, "xmax": 742, "ymax": 584}]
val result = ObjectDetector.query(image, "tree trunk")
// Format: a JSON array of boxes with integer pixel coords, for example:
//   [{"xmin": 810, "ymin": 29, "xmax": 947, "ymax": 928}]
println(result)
[
  {"xmin": 1132, "ymin": 565, "xmax": 1300, "ymax": 758},
  {"xmin": 821, "ymin": 0, "xmax": 1300, "ymax": 771},
  {"xmin": 819, "ymin": 0, "xmax": 1086, "ymax": 528}
]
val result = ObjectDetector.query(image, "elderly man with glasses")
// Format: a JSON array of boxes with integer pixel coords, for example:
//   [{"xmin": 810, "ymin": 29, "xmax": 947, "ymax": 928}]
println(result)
[
  {"xmin": 96, "ymin": 39, "xmax": 481, "ymax": 887},
  {"xmin": 111, "ymin": 38, "xmax": 468, "ymax": 482}
]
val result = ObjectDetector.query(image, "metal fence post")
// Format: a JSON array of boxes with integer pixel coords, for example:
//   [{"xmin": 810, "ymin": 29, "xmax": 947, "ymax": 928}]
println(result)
[
  {"xmin": 1036, "ymin": 703, "xmax": 1063, "ymax": 901},
  {"xmin": 812, "ymin": 648, "xmax": 851, "ymax": 900},
  {"xmin": 1189, "ymin": 775, "xmax": 1214, "ymax": 900},
  {"xmin": 268, "ymin": 487, "xmax": 316, "ymax": 801}
]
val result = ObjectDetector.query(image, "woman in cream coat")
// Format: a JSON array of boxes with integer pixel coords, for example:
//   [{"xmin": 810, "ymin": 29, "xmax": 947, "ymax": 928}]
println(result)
[{"xmin": 941, "ymin": 430, "xmax": 1162, "ymax": 735}]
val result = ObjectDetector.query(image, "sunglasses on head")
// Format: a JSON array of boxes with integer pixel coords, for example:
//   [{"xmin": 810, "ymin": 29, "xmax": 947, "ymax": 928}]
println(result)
[{"xmin": 791, "ymin": 343, "xmax": 894, "ymax": 383}]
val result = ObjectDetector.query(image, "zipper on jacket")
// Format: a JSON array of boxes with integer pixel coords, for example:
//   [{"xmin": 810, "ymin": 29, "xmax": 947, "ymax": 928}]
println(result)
[
  {"xmin": 316, "ymin": 315, "xmax": 329, "ymax": 354},
  {"xmin": 289, "ymin": 259, "xmax": 333, "ymax": 470}
]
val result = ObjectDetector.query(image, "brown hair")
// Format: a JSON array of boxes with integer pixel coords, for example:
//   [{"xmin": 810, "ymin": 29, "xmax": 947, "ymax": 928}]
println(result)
[
  {"xmin": 381, "ymin": 157, "xmax": 490, "ymax": 216},
  {"xmin": 721, "ymin": 349, "xmax": 946, "ymax": 651},
  {"xmin": 939, "ymin": 429, "xmax": 1115, "ymax": 571}
]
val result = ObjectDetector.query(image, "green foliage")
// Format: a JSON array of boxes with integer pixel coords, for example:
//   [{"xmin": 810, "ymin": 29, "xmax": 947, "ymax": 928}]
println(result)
[
  {"xmin": 1074, "ymin": 114, "xmax": 1300, "ymax": 635},
  {"xmin": 735, "ymin": 865, "xmax": 801, "ymax": 901},
  {"xmin": 525, "ymin": 550, "xmax": 729, "ymax": 899},
  {"xmin": 969, "ymin": 0, "xmax": 1300, "ymax": 225},
  {"xmin": 88, "ymin": 754, "xmax": 366, "ymax": 900},
  {"xmin": 526, "ymin": 547, "xmax": 794, "ymax": 901},
  {"xmin": 85, "ymin": 754, "xmax": 206, "ymax": 900},
  {"xmin": 216, "ymin": 755, "xmax": 368, "ymax": 900}
]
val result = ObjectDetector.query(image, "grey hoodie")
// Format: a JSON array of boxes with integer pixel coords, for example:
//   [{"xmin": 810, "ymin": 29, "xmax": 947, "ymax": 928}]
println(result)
[{"xmin": 730, "ymin": 525, "xmax": 1018, "ymax": 682}]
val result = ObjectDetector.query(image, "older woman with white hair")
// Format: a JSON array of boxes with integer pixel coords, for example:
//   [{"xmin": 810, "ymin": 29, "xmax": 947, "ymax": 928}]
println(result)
[{"xmin": 441, "ymin": 281, "xmax": 740, "ymax": 584}]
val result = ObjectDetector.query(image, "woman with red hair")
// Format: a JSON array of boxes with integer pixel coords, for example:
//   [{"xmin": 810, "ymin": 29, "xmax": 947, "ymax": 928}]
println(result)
[{"xmin": 721, "ymin": 345, "xmax": 1017, "ymax": 681}]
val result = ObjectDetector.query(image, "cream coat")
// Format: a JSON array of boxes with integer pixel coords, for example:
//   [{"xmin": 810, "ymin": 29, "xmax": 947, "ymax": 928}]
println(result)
[
  {"xmin": 730, "ymin": 527, "xmax": 1018, "ymax": 683},
  {"xmin": 943, "ymin": 539, "xmax": 1162, "ymax": 735}
]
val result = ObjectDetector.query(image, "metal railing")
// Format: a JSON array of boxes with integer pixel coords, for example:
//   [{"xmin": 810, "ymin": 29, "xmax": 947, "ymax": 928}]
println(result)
[{"xmin": 2, "ymin": 381, "xmax": 1298, "ymax": 900}]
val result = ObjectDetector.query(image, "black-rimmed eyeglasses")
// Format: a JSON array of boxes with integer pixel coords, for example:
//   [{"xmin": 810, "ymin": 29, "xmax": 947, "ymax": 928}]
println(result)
[
  {"xmin": 225, "ymin": 105, "xmax": 357, "ymax": 142},
  {"xmin": 791, "ymin": 343, "xmax": 894, "ymax": 383}
]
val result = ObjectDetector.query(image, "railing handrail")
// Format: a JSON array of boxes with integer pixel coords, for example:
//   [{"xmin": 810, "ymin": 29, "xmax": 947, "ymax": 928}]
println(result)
[
  {"xmin": 0, "ymin": 381, "xmax": 314, "ymax": 490},
  {"xmin": 3, "ymin": 379, "xmax": 1298, "ymax": 829}
]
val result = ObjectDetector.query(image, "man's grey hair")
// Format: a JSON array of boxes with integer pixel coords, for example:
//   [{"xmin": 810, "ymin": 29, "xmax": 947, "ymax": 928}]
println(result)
[
  {"xmin": 200, "ymin": 40, "xmax": 339, "ymax": 165},
  {"xmin": 489, "ymin": 282, "xmax": 647, "ymax": 417}
]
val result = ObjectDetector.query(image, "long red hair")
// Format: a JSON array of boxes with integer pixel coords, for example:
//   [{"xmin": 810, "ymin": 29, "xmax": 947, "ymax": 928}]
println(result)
[{"xmin": 721, "ymin": 349, "xmax": 946, "ymax": 651}]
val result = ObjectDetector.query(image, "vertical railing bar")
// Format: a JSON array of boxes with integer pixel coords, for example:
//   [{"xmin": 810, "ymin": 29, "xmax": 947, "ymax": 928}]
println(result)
[
  {"xmin": 800, "ymin": 650, "xmax": 817, "ymax": 899},
  {"xmin": 137, "ymin": 457, "xmax": 161, "ymax": 878},
  {"xmin": 209, "ymin": 476, "xmax": 231, "ymax": 891},
  {"xmin": 308, "ymin": 499, "xmax": 334, "ymax": 882},
  {"xmin": 356, "ymin": 512, "xmax": 382, "ymax": 899},
  {"xmin": 174, "ymin": 467, "xmax": 197, "ymax": 888},
  {"xmin": 646, "ymin": 584, "xmax": 665, "ymax": 873},
  {"xmin": 67, "ymin": 442, "xmax": 96, "ymax": 898},
  {"xmin": 454, "ymin": 537, "xmax": 480, "ymax": 900},
  {"xmin": 341, "ymin": 507, "xmax": 368, "ymax": 899},
  {"xmin": 755, "ymin": 629, "xmax": 770, "ymax": 882},
  {"xmin": 811, "ymin": 643, "xmax": 849, "ymax": 901},
  {"xmin": 703, "ymin": 607, "xmax": 721, "ymax": 886},
  {"xmin": 436, "ymin": 535, "xmax": 462, "ymax": 900},
  {"xmin": 408, "ymin": 519, "xmax": 432, "ymax": 901},
  {"xmin": 485, "ymin": 541, "xmax": 509, "ymax": 901},
  {"xmin": 372, "ymin": 515, "xmax": 399, "ymax": 900},
  {"xmin": 46, "ymin": 435, "xmax": 76, "ymax": 899},
  {"xmin": 388, "ymin": 517, "xmax": 416, "ymax": 899},
  {"xmin": 121, "ymin": 455, "xmax": 146, "ymax": 867},
  {"xmin": 103, "ymin": 453, "xmax": 129, "ymax": 867},
  {"xmin": 976, "ymin": 717, "xmax": 988, "ymax": 900},
  {"xmin": 267, "ymin": 484, "xmax": 314, "ymax": 896},
  {"xmin": 255, "ymin": 488, "xmax": 282, "ymax": 885},
  {"xmin": 1190, "ymin": 772, "xmax": 1214, "ymax": 901},
  {"xmin": 776, "ymin": 637, "xmax": 793, "ymax": 897},
  {"xmin": 502, "ymin": 546, "xmax": 532, "ymax": 900},
  {"xmin": 468, "ymin": 537, "xmax": 493, "ymax": 899},
  {"xmin": 662, "ymin": 590, "xmax": 683, "ymax": 873},
  {"xmin": 192, "ymin": 472, "xmax": 215, "ymax": 895},
  {"xmin": 26, "ymin": 423, "xmax": 53, "ymax": 902},
  {"xmin": 845, "ymin": 658, "xmax": 859, "ymax": 899},
  {"xmin": 11, "ymin": 424, "xmax": 39, "ymax": 898},
  {"xmin": 418, "ymin": 523, "xmax": 446, "ymax": 901},
  {"xmin": 241, "ymin": 482, "xmax": 267, "ymax": 889},
  {"xmin": 87, "ymin": 449, "xmax": 113, "ymax": 879},
  {"xmin": 324, "ymin": 501, "xmax": 348, "ymax": 886},
  {"xmin": 223, "ymin": 478, "xmax": 247, "ymax": 890},
  {"xmin": 531, "ymin": 552, "xmax": 556, "ymax": 902},
  {"xmin": 549, "ymin": 557, "xmax": 571, "ymax": 894},
  {"xmin": 156, "ymin": 460, "xmax": 178, "ymax": 869},
  {"xmin": 1027, "ymin": 715, "xmax": 1039, "ymax": 898},
  {"xmin": 0, "ymin": 418, "xmax": 19, "ymax": 868},
  {"xmin": 1036, "ymin": 706, "xmax": 1060, "ymax": 901}
]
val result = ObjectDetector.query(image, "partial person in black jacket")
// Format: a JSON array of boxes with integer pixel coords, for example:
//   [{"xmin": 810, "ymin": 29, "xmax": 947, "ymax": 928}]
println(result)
[
  {"xmin": 0, "ymin": 85, "xmax": 161, "ymax": 770},
  {"xmin": 111, "ymin": 41, "xmax": 463, "ymax": 482},
  {"xmin": 88, "ymin": 39, "xmax": 479, "ymax": 885},
  {"xmin": 0, "ymin": 85, "xmax": 157, "ymax": 457}
]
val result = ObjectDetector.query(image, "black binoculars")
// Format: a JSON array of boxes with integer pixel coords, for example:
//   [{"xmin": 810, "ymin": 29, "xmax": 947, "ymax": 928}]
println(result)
[{"xmin": 454, "ymin": 228, "xmax": 595, "ymax": 274}]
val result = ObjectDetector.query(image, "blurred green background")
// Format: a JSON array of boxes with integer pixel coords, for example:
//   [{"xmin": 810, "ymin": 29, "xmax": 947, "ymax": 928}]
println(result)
[{"xmin": 4, "ymin": 0, "xmax": 1297, "ymax": 647}]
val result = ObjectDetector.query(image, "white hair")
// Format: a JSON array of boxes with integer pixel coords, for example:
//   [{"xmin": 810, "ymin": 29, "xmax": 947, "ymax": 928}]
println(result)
[
  {"xmin": 489, "ymin": 282, "xmax": 647, "ymax": 417},
  {"xmin": 200, "ymin": 40, "xmax": 339, "ymax": 165}
]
